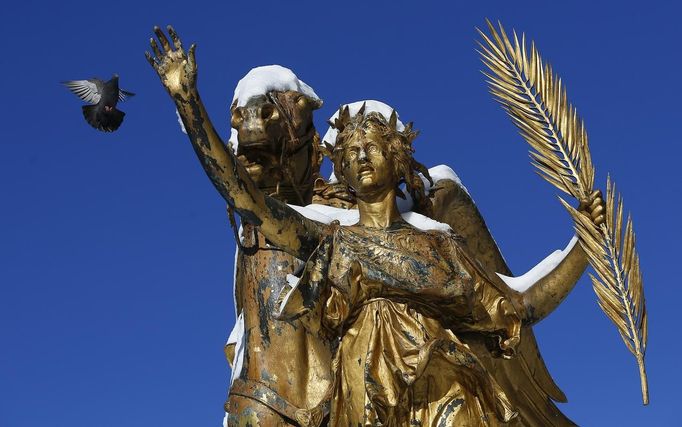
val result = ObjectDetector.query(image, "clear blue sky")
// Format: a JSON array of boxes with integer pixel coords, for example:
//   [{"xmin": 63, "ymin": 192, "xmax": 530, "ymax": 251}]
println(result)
[{"xmin": 1, "ymin": 1, "xmax": 679, "ymax": 425}]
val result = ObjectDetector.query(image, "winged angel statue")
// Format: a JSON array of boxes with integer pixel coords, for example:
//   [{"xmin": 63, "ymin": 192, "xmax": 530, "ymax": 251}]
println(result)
[{"xmin": 145, "ymin": 21, "xmax": 646, "ymax": 427}]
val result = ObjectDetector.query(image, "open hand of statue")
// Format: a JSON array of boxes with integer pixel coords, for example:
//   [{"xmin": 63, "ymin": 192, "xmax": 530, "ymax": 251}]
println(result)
[
  {"xmin": 146, "ymin": 25, "xmax": 197, "ymax": 99},
  {"xmin": 579, "ymin": 189, "xmax": 606, "ymax": 227}
]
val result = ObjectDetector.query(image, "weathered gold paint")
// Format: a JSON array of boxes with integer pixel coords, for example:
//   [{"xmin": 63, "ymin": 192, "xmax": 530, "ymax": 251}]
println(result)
[{"xmin": 147, "ymin": 25, "xmax": 610, "ymax": 426}]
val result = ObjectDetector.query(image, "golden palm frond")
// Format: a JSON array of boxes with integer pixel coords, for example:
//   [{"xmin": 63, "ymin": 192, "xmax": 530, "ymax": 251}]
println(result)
[
  {"xmin": 478, "ymin": 20, "xmax": 648, "ymax": 404},
  {"xmin": 560, "ymin": 178, "xmax": 648, "ymax": 403},
  {"xmin": 477, "ymin": 21, "xmax": 594, "ymax": 200}
]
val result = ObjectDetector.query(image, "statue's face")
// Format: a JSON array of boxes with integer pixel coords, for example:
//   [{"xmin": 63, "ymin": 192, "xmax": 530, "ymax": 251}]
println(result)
[
  {"xmin": 229, "ymin": 91, "xmax": 320, "ymax": 189},
  {"xmin": 341, "ymin": 129, "xmax": 396, "ymax": 197}
]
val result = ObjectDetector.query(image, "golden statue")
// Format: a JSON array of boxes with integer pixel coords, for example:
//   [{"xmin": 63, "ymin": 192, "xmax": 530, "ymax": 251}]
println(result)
[
  {"xmin": 146, "ymin": 21, "xmax": 647, "ymax": 426},
  {"xmin": 220, "ymin": 65, "xmax": 334, "ymax": 427}
]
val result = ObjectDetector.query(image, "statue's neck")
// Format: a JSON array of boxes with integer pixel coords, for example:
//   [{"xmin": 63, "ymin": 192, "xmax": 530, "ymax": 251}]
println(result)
[{"xmin": 356, "ymin": 188, "xmax": 401, "ymax": 228}]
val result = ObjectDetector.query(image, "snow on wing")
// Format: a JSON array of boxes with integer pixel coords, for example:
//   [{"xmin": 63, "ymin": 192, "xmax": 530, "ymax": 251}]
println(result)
[{"xmin": 426, "ymin": 177, "xmax": 576, "ymax": 426}]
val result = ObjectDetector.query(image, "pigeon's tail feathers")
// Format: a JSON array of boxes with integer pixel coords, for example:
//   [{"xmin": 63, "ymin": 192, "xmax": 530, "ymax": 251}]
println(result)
[
  {"xmin": 82, "ymin": 105, "xmax": 98, "ymax": 128},
  {"xmin": 118, "ymin": 90, "xmax": 135, "ymax": 102},
  {"xmin": 82, "ymin": 105, "xmax": 125, "ymax": 132}
]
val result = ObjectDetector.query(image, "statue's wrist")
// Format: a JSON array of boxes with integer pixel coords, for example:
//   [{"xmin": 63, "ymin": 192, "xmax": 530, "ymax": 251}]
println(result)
[{"xmin": 171, "ymin": 87, "xmax": 199, "ymax": 106}]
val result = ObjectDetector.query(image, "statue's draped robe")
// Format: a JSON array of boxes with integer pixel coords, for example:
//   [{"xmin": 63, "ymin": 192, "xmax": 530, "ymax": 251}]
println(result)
[{"xmin": 279, "ymin": 221, "xmax": 523, "ymax": 426}]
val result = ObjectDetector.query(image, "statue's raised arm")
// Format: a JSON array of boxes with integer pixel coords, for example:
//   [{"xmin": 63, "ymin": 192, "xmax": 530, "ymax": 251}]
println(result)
[
  {"xmin": 516, "ymin": 190, "xmax": 605, "ymax": 324},
  {"xmin": 145, "ymin": 26, "xmax": 323, "ymax": 260}
]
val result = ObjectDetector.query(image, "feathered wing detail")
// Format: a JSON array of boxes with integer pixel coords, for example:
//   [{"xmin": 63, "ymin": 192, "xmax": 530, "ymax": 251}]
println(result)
[
  {"xmin": 427, "ymin": 178, "xmax": 575, "ymax": 426},
  {"xmin": 63, "ymin": 79, "xmax": 103, "ymax": 104},
  {"xmin": 477, "ymin": 20, "xmax": 648, "ymax": 404}
]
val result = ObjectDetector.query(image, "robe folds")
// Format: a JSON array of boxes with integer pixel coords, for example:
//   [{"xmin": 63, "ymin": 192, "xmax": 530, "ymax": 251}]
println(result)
[{"xmin": 276, "ymin": 220, "xmax": 524, "ymax": 426}]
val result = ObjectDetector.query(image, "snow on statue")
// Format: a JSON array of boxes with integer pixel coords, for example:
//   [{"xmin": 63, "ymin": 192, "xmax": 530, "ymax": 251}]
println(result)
[{"xmin": 147, "ymin": 24, "xmax": 609, "ymax": 427}]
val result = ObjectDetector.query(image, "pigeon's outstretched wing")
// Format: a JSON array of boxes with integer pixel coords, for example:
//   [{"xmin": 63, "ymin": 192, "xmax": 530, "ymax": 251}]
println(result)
[
  {"xmin": 63, "ymin": 79, "xmax": 103, "ymax": 104},
  {"xmin": 427, "ymin": 177, "xmax": 576, "ymax": 426},
  {"xmin": 118, "ymin": 90, "xmax": 135, "ymax": 102}
]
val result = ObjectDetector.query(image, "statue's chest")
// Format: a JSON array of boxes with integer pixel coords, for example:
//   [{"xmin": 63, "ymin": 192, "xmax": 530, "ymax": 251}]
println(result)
[
  {"xmin": 239, "ymin": 227, "xmax": 300, "ymax": 295},
  {"xmin": 327, "ymin": 226, "xmax": 456, "ymax": 293},
  {"xmin": 236, "ymin": 225, "xmax": 303, "ymax": 345}
]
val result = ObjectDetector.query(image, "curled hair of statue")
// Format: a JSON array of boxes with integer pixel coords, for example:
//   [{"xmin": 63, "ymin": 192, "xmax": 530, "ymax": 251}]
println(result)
[{"xmin": 326, "ymin": 103, "xmax": 434, "ymax": 217}]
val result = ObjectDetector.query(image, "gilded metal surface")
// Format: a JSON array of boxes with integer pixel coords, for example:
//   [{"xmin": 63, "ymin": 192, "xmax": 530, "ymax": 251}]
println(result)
[
  {"xmin": 146, "ymin": 26, "xmax": 332, "ymax": 426},
  {"xmin": 478, "ymin": 20, "xmax": 648, "ymax": 404},
  {"xmin": 228, "ymin": 224, "xmax": 333, "ymax": 423},
  {"xmin": 226, "ymin": 90, "xmax": 333, "ymax": 425},
  {"xmin": 228, "ymin": 379, "xmax": 326, "ymax": 427},
  {"xmin": 224, "ymin": 83, "xmax": 333, "ymax": 423},
  {"xmin": 147, "ymin": 24, "xmax": 618, "ymax": 426},
  {"xmin": 278, "ymin": 222, "xmax": 522, "ymax": 425},
  {"xmin": 232, "ymin": 90, "xmax": 322, "ymax": 204},
  {"xmin": 420, "ymin": 178, "xmax": 584, "ymax": 426}
]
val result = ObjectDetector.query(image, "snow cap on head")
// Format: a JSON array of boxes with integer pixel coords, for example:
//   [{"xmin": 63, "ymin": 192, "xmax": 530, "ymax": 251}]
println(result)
[
  {"xmin": 178, "ymin": 65, "xmax": 320, "ymax": 152},
  {"xmin": 231, "ymin": 65, "xmax": 321, "ymax": 107},
  {"xmin": 228, "ymin": 65, "xmax": 321, "ymax": 149},
  {"xmin": 322, "ymin": 100, "xmax": 405, "ymax": 148},
  {"xmin": 322, "ymin": 100, "xmax": 407, "ymax": 183}
]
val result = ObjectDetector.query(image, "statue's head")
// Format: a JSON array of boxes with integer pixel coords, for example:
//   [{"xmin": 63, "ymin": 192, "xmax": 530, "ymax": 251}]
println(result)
[
  {"xmin": 227, "ymin": 66, "xmax": 323, "ymax": 203},
  {"xmin": 328, "ymin": 104, "xmax": 432, "ymax": 214},
  {"xmin": 230, "ymin": 90, "xmax": 322, "ymax": 154},
  {"xmin": 229, "ymin": 90, "xmax": 323, "ymax": 202}
]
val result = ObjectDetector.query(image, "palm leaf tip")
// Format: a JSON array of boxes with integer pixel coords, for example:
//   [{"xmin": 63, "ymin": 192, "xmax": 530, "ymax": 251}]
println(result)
[
  {"xmin": 479, "ymin": 21, "xmax": 648, "ymax": 404},
  {"xmin": 477, "ymin": 20, "xmax": 595, "ymax": 201},
  {"xmin": 561, "ymin": 181, "xmax": 648, "ymax": 404}
]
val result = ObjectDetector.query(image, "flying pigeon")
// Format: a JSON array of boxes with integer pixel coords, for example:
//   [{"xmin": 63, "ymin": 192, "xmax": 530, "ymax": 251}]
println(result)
[{"xmin": 63, "ymin": 75, "xmax": 135, "ymax": 132}]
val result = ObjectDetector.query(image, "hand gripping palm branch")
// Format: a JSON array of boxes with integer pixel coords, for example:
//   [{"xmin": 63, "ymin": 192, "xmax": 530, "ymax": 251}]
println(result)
[{"xmin": 477, "ymin": 20, "xmax": 648, "ymax": 404}]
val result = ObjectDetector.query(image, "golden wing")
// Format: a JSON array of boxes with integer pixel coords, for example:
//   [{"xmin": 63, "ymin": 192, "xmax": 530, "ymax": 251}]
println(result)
[{"xmin": 428, "ymin": 178, "xmax": 576, "ymax": 426}]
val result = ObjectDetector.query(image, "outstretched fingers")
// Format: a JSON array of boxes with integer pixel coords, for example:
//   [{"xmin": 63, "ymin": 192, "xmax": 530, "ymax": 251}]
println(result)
[
  {"xmin": 167, "ymin": 25, "xmax": 182, "ymax": 51},
  {"xmin": 144, "ymin": 51, "xmax": 158, "ymax": 70},
  {"xmin": 154, "ymin": 25, "xmax": 172, "ymax": 53},
  {"xmin": 146, "ymin": 25, "xmax": 197, "ymax": 92},
  {"xmin": 150, "ymin": 37, "xmax": 162, "ymax": 58},
  {"xmin": 188, "ymin": 43, "xmax": 197, "ymax": 71}
]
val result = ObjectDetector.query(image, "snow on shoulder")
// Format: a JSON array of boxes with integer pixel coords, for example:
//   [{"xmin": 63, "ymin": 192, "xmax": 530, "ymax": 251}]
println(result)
[
  {"xmin": 427, "ymin": 165, "xmax": 470, "ymax": 197},
  {"xmin": 288, "ymin": 203, "xmax": 451, "ymax": 232},
  {"xmin": 231, "ymin": 65, "xmax": 320, "ymax": 107}
]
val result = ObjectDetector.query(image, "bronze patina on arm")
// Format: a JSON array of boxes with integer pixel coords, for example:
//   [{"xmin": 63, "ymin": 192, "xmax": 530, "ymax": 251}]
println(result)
[
  {"xmin": 147, "ymin": 28, "xmax": 335, "ymax": 427},
  {"xmin": 146, "ymin": 26, "xmax": 322, "ymax": 260},
  {"xmin": 144, "ymin": 22, "xmax": 649, "ymax": 426}
]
